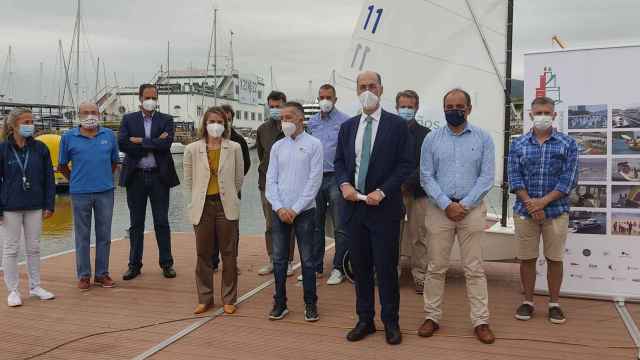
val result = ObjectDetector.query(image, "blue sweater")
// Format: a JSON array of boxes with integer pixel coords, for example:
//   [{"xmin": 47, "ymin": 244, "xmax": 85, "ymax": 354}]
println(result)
[{"xmin": 0, "ymin": 137, "xmax": 55, "ymax": 215}]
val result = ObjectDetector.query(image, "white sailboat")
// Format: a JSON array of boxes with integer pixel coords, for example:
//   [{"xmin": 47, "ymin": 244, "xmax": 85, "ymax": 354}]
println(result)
[{"xmin": 337, "ymin": 0, "xmax": 517, "ymax": 261}]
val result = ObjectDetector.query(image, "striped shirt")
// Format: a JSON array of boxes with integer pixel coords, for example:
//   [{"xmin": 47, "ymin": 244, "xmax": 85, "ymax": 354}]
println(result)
[{"xmin": 508, "ymin": 129, "xmax": 579, "ymax": 219}]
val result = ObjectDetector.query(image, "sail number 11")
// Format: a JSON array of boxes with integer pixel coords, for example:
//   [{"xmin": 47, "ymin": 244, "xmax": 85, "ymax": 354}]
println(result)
[{"xmin": 363, "ymin": 5, "xmax": 383, "ymax": 34}]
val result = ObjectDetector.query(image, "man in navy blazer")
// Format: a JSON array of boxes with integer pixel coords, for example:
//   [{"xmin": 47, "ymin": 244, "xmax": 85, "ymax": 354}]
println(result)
[
  {"xmin": 118, "ymin": 84, "xmax": 180, "ymax": 281},
  {"xmin": 335, "ymin": 71, "xmax": 414, "ymax": 345}
]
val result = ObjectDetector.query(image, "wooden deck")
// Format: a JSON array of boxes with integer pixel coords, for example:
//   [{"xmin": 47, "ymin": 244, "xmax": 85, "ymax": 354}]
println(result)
[{"xmin": 1, "ymin": 233, "xmax": 638, "ymax": 360}]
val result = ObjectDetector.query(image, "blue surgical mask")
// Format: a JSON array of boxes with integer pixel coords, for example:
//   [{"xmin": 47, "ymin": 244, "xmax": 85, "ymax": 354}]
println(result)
[
  {"xmin": 444, "ymin": 110, "xmax": 466, "ymax": 127},
  {"xmin": 18, "ymin": 124, "xmax": 35, "ymax": 138},
  {"xmin": 398, "ymin": 108, "xmax": 416, "ymax": 121},
  {"xmin": 269, "ymin": 108, "xmax": 282, "ymax": 120}
]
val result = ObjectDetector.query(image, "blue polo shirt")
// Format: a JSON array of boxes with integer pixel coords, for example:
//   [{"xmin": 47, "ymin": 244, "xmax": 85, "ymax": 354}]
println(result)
[{"xmin": 59, "ymin": 127, "xmax": 119, "ymax": 194}]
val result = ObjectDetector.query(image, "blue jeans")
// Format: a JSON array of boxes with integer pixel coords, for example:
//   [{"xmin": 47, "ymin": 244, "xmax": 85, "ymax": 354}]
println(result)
[
  {"xmin": 272, "ymin": 208, "xmax": 317, "ymax": 306},
  {"xmin": 313, "ymin": 174, "xmax": 349, "ymax": 273},
  {"xmin": 71, "ymin": 190, "xmax": 115, "ymax": 279}
]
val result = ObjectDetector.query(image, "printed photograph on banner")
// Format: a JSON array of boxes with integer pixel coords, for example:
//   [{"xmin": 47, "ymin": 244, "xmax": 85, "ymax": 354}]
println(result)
[
  {"xmin": 612, "ymin": 131, "xmax": 640, "ymax": 155},
  {"xmin": 612, "ymin": 185, "xmax": 640, "ymax": 209},
  {"xmin": 569, "ymin": 211, "xmax": 606, "ymax": 234},
  {"xmin": 569, "ymin": 132, "xmax": 607, "ymax": 155},
  {"xmin": 612, "ymin": 212, "xmax": 640, "ymax": 236},
  {"xmin": 570, "ymin": 185, "xmax": 607, "ymax": 208},
  {"xmin": 612, "ymin": 158, "xmax": 640, "ymax": 182},
  {"xmin": 568, "ymin": 105, "xmax": 607, "ymax": 129},
  {"xmin": 579, "ymin": 158, "xmax": 607, "ymax": 182},
  {"xmin": 612, "ymin": 105, "xmax": 640, "ymax": 129}
]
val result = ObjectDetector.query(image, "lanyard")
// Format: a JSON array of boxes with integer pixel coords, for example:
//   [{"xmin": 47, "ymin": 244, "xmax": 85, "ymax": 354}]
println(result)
[{"xmin": 10, "ymin": 145, "xmax": 30, "ymax": 182}]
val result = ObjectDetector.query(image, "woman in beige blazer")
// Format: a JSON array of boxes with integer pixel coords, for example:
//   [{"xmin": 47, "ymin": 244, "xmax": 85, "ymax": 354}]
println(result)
[{"xmin": 183, "ymin": 106, "xmax": 244, "ymax": 315}]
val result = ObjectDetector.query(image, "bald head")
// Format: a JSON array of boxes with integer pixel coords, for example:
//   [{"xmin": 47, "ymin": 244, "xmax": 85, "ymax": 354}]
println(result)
[
  {"xmin": 356, "ymin": 70, "xmax": 383, "ymax": 98},
  {"xmin": 78, "ymin": 102, "xmax": 99, "ymax": 117}
]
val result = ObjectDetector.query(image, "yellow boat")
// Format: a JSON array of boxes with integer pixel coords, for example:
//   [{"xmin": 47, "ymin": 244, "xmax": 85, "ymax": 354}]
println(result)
[{"xmin": 36, "ymin": 133, "xmax": 69, "ymax": 190}]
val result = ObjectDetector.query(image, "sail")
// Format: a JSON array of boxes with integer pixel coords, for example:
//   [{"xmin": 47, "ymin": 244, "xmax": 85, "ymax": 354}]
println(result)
[{"xmin": 338, "ymin": 0, "xmax": 507, "ymax": 184}]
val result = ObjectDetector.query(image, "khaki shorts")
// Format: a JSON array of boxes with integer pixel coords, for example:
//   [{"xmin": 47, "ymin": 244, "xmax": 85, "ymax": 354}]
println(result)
[{"xmin": 514, "ymin": 213, "xmax": 569, "ymax": 262}]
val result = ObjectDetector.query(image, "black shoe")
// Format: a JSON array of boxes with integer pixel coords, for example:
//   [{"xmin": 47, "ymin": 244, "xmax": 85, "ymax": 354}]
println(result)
[
  {"xmin": 122, "ymin": 267, "xmax": 141, "ymax": 281},
  {"xmin": 346, "ymin": 321, "xmax": 376, "ymax": 342},
  {"xmin": 304, "ymin": 303, "xmax": 319, "ymax": 322},
  {"xmin": 515, "ymin": 303, "xmax": 535, "ymax": 321},
  {"xmin": 269, "ymin": 303, "xmax": 288, "ymax": 320},
  {"xmin": 549, "ymin": 306, "xmax": 566, "ymax": 324},
  {"xmin": 162, "ymin": 266, "xmax": 177, "ymax": 278},
  {"xmin": 384, "ymin": 324, "xmax": 402, "ymax": 345}
]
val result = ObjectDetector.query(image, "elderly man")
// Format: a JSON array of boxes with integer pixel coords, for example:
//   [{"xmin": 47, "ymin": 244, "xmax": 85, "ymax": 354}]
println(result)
[
  {"xmin": 396, "ymin": 90, "xmax": 430, "ymax": 294},
  {"xmin": 335, "ymin": 71, "xmax": 414, "ymax": 345},
  {"xmin": 419, "ymin": 89, "xmax": 496, "ymax": 344},
  {"xmin": 306, "ymin": 84, "xmax": 350, "ymax": 285},
  {"xmin": 509, "ymin": 96, "xmax": 578, "ymax": 325},
  {"xmin": 266, "ymin": 102, "xmax": 323, "ymax": 322},
  {"xmin": 59, "ymin": 102, "xmax": 119, "ymax": 290}
]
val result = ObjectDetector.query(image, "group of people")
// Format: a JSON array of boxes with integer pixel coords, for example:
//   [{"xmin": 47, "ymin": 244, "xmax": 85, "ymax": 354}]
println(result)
[{"xmin": 0, "ymin": 69, "xmax": 578, "ymax": 347}]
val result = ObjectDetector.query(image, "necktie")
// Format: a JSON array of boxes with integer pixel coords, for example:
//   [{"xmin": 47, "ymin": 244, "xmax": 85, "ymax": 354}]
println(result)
[{"xmin": 357, "ymin": 116, "xmax": 373, "ymax": 192}]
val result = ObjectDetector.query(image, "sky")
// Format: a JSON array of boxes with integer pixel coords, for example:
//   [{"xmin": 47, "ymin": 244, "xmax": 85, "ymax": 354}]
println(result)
[{"xmin": 1, "ymin": 0, "xmax": 640, "ymax": 104}]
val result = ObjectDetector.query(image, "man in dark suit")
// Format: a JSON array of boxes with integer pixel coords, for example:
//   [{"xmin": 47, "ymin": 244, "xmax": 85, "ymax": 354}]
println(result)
[
  {"xmin": 118, "ymin": 84, "xmax": 180, "ymax": 280},
  {"xmin": 335, "ymin": 71, "xmax": 414, "ymax": 345}
]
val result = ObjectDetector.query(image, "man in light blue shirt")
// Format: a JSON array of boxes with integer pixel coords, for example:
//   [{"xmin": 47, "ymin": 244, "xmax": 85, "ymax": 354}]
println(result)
[
  {"xmin": 418, "ymin": 89, "xmax": 496, "ymax": 344},
  {"xmin": 266, "ymin": 102, "xmax": 323, "ymax": 322},
  {"xmin": 306, "ymin": 84, "xmax": 350, "ymax": 285}
]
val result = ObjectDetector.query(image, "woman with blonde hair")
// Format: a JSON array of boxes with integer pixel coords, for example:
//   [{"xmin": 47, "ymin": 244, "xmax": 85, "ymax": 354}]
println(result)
[
  {"xmin": 0, "ymin": 108, "xmax": 56, "ymax": 307},
  {"xmin": 183, "ymin": 106, "xmax": 244, "ymax": 314}
]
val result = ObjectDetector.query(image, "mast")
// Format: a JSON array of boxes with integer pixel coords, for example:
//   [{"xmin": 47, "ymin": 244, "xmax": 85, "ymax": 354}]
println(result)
[
  {"xmin": 500, "ymin": 0, "xmax": 514, "ymax": 227},
  {"xmin": 167, "ymin": 41, "xmax": 171, "ymax": 115},
  {"xmin": 75, "ymin": 0, "xmax": 81, "ymax": 104},
  {"xmin": 213, "ymin": 8, "xmax": 218, "ymax": 106},
  {"xmin": 94, "ymin": 57, "xmax": 100, "ymax": 100},
  {"xmin": 202, "ymin": 7, "xmax": 215, "ymax": 109},
  {"xmin": 229, "ymin": 30, "xmax": 235, "ymax": 74},
  {"xmin": 38, "ymin": 62, "xmax": 44, "ymax": 103}
]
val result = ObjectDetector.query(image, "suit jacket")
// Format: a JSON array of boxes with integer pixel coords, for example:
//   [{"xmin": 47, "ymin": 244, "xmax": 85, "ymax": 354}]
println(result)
[
  {"xmin": 183, "ymin": 139, "xmax": 244, "ymax": 224},
  {"xmin": 403, "ymin": 120, "xmax": 430, "ymax": 198},
  {"xmin": 118, "ymin": 111, "xmax": 180, "ymax": 188},
  {"xmin": 334, "ymin": 109, "xmax": 415, "ymax": 222}
]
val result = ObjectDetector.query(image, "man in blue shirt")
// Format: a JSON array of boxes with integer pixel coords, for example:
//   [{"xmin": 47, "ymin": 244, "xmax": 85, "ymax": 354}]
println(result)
[
  {"xmin": 508, "ymin": 96, "xmax": 578, "ymax": 325},
  {"xmin": 419, "ymin": 89, "xmax": 496, "ymax": 344},
  {"xmin": 306, "ymin": 84, "xmax": 350, "ymax": 285},
  {"xmin": 266, "ymin": 102, "xmax": 323, "ymax": 322},
  {"xmin": 59, "ymin": 102, "xmax": 119, "ymax": 291}
]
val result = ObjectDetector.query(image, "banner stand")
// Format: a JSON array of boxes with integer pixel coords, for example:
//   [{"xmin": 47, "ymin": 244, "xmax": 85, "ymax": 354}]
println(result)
[{"xmin": 614, "ymin": 300, "xmax": 640, "ymax": 360}]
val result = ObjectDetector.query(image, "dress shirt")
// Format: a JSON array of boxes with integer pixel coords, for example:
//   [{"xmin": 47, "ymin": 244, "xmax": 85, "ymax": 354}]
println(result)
[
  {"xmin": 307, "ymin": 108, "xmax": 350, "ymax": 173},
  {"xmin": 266, "ymin": 131, "xmax": 323, "ymax": 215},
  {"xmin": 354, "ymin": 105, "xmax": 382, "ymax": 189},
  {"xmin": 420, "ymin": 123, "xmax": 495, "ymax": 210},
  {"xmin": 138, "ymin": 112, "xmax": 157, "ymax": 169}
]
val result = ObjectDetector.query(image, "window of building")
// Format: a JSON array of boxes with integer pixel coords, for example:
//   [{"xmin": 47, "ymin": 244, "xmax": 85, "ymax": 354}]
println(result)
[
  {"xmin": 251, "ymin": 112, "xmax": 255, "ymax": 121},
  {"xmin": 236, "ymin": 110, "xmax": 241, "ymax": 120},
  {"xmin": 197, "ymin": 106, "xmax": 203, "ymax": 118},
  {"xmin": 258, "ymin": 113, "xmax": 263, "ymax": 121},
  {"xmin": 244, "ymin": 111, "xmax": 249, "ymax": 120}
]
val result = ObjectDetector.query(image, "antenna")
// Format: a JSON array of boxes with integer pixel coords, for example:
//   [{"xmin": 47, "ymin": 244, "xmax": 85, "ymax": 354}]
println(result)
[
  {"xmin": 213, "ymin": 7, "xmax": 218, "ymax": 106},
  {"xmin": 167, "ymin": 41, "xmax": 171, "ymax": 115},
  {"xmin": 94, "ymin": 57, "xmax": 100, "ymax": 100},
  {"xmin": 74, "ymin": 0, "xmax": 81, "ymax": 104},
  {"xmin": 229, "ymin": 30, "xmax": 235, "ymax": 74}
]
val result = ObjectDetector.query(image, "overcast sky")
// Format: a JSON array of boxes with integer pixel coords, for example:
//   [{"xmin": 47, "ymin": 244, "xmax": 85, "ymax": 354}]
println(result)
[{"xmin": 1, "ymin": 0, "xmax": 640, "ymax": 104}]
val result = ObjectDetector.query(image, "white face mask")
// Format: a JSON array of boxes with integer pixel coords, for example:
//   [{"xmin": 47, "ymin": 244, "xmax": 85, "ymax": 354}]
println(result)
[
  {"xmin": 206, "ymin": 123, "xmax": 225, "ymax": 138},
  {"xmin": 281, "ymin": 121, "xmax": 297, "ymax": 138},
  {"xmin": 532, "ymin": 115, "xmax": 553, "ymax": 131},
  {"xmin": 80, "ymin": 114, "xmax": 99, "ymax": 129},
  {"xmin": 359, "ymin": 91, "xmax": 380, "ymax": 112},
  {"xmin": 142, "ymin": 99, "xmax": 157, "ymax": 112},
  {"xmin": 319, "ymin": 99, "xmax": 334, "ymax": 113}
]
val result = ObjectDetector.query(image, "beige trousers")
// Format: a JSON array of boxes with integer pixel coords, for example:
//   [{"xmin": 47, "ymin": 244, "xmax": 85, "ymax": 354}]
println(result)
[
  {"xmin": 423, "ymin": 201, "xmax": 489, "ymax": 328},
  {"xmin": 400, "ymin": 195, "xmax": 429, "ymax": 283}
]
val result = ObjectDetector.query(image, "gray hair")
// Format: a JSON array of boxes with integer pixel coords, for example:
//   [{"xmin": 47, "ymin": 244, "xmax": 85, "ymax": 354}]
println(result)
[
  {"xmin": 531, "ymin": 96, "xmax": 555, "ymax": 109},
  {"xmin": 3, "ymin": 108, "xmax": 32, "ymax": 140},
  {"xmin": 78, "ymin": 101, "xmax": 99, "ymax": 113}
]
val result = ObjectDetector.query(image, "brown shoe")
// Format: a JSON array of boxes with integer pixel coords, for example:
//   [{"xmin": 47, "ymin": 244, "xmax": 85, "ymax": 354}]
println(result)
[
  {"xmin": 94, "ymin": 275, "xmax": 115, "ymax": 288},
  {"xmin": 77, "ymin": 277, "xmax": 91, "ymax": 291},
  {"xmin": 223, "ymin": 304, "xmax": 237, "ymax": 314},
  {"xmin": 193, "ymin": 304, "xmax": 212, "ymax": 315},
  {"xmin": 474, "ymin": 324, "xmax": 495, "ymax": 344},
  {"xmin": 417, "ymin": 319, "xmax": 439, "ymax": 337}
]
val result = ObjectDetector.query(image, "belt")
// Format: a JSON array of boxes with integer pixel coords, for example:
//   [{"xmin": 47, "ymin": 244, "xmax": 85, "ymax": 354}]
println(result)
[
  {"xmin": 323, "ymin": 171, "xmax": 335, "ymax": 176},
  {"xmin": 137, "ymin": 167, "xmax": 158, "ymax": 173},
  {"xmin": 450, "ymin": 197, "xmax": 461, "ymax": 203},
  {"xmin": 206, "ymin": 194, "xmax": 221, "ymax": 201}
]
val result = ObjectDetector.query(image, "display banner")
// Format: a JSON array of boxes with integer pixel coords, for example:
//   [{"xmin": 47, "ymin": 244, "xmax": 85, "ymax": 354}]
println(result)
[{"xmin": 524, "ymin": 45, "xmax": 640, "ymax": 300}]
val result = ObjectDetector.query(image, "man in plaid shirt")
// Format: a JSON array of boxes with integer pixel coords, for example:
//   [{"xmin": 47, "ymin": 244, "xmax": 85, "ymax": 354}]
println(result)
[{"xmin": 508, "ymin": 96, "xmax": 578, "ymax": 325}]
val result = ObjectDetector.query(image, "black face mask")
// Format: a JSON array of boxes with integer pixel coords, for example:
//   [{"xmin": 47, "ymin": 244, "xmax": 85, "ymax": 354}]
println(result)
[{"xmin": 445, "ymin": 109, "xmax": 466, "ymax": 127}]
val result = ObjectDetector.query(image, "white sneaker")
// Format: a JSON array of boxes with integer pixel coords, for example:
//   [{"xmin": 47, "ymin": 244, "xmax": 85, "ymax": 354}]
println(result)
[
  {"xmin": 7, "ymin": 291, "xmax": 22, "ymax": 307},
  {"xmin": 287, "ymin": 262, "xmax": 294, "ymax": 277},
  {"xmin": 258, "ymin": 261, "xmax": 273, "ymax": 276},
  {"xmin": 29, "ymin": 287, "xmax": 55, "ymax": 300},
  {"xmin": 297, "ymin": 274, "xmax": 303, "ymax": 281},
  {"xmin": 326, "ymin": 269, "xmax": 345, "ymax": 285}
]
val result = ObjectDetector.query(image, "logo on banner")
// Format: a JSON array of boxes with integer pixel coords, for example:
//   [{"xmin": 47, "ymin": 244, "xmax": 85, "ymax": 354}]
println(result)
[
  {"xmin": 569, "ymin": 262, "xmax": 581, "ymax": 268},
  {"xmin": 588, "ymin": 264, "xmax": 598, "ymax": 269},
  {"xmin": 583, "ymin": 249, "xmax": 592, "ymax": 257},
  {"xmin": 570, "ymin": 274, "xmax": 583, "ymax": 279},
  {"xmin": 628, "ymin": 266, "xmax": 639, "ymax": 271},
  {"xmin": 620, "ymin": 251, "xmax": 632, "ymax": 258},
  {"xmin": 535, "ymin": 66, "xmax": 562, "ymax": 104},
  {"xmin": 589, "ymin": 276, "xmax": 605, "ymax": 280}
]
